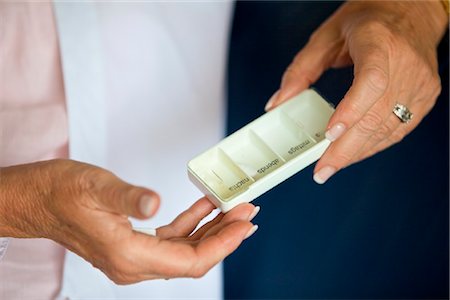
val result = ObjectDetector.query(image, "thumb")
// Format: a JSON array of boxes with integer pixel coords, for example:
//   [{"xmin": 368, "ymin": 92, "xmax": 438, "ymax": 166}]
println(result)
[
  {"xmin": 265, "ymin": 21, "xmax": 343, "ymax": 111},
  {"xmin": 98, "ymin": 178, "xmax": 160, "ymax": 219}
]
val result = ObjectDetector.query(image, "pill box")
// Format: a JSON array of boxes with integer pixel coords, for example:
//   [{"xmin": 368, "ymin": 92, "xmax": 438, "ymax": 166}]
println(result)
[{"xmin": 188, "ymin": 89, "xmax": 335, "ymax": 212}]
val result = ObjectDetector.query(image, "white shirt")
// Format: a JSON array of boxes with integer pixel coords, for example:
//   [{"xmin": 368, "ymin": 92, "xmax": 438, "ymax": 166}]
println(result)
[{"xmin": 54, "ymin": 2, "xmax": 233, "ymax": 298}]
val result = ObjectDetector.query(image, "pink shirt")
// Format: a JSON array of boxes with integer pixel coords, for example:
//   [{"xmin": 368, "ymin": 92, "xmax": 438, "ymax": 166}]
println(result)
[{"xmin": 0, "ymin": 2, "xmax": 67, "ymax": 299}]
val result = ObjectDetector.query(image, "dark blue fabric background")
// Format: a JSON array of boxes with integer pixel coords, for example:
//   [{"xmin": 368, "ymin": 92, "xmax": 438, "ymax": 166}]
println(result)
[{"xmin": 224, "ymin": 2, "xmax": 449, "ymax": 299}]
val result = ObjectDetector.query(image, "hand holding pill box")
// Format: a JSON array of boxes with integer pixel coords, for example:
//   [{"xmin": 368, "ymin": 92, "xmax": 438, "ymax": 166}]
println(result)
[{"xmin": 188, "ymin": 89, "xmax": 335, "ymax": 212}]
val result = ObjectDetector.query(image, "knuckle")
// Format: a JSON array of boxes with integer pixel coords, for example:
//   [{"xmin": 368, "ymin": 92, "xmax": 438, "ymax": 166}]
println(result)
[
  {"xmin": 91, "ymin": 251, "xmax": 135, "ymax": 285},
  {"xmin": 188, "ymin": 256, "xmax": 210, "ymax": 279},
  {"xmin": 361, "ymin": 65, "xmax": 389, "ymax": 93},
  {"xmin": 344, "ymin": 100, "xmax": 364, "ymax": 118},
  {"xmin": 431, "ymin": 74, "xmax": 442, "ymax": 95},
  {"xmin": 331, "ymin": 151, "xmax": 354, "ymax": 167},
  {"xmin": 377, "ymin": 123, "xmax": 393, "ymax": 138},
  {"xmin": 359, "ymin": 20, "xmax": 395, "ymax": 48},
  {"xmin": 76, "ymin": 166, "xmax": 121, "ymax": 206},
  {"xmin": 283, "ymin": 63, "xmax": 302, "ymax": 80},
  {"xmin": 77, "ymin": 167, "xmax": 106, "ymax": 191},
  {"xmin": 418, "ymin": 66, "xmax": 436, "ymax": 89},
  {"xmin": 361, "ymin": 19, "xmax": 390, "ymax": 35},
  {"xmin": 191, "ymin": 265, "xmax": 208, "ymax": 279},
  {"xmin": 285, "ymin": 54, "xmax": 319, "ymax": 85},
  {"xmin": 104, "ymin": 254, "xmax": 135, "ymax": 284},
  {"xmin": 388, "ymin": 132, "xmax": 405, "ymax": 144},
  {"xmin": 281, "ymin": 65, "xmax": 298, "ymax": 83},
  {"xmin": 308, "ymin": 29, "xmax": 321, "ymax": 44},
  {"xmin": 372, "ymin": 132, "xmax": 387, "ymax": 142},
  {"xmin": 356, "ymin": 111, "xmax": 385, "ymax": 135}
]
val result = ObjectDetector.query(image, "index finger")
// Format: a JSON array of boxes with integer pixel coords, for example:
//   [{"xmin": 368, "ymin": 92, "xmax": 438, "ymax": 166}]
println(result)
[
  {"xmin": 156, "ymin": 197, "xmax": 216, "ymax": 239},
  {"xmin": 325, "ymin": 25, "xmax": 390, "ymax": 142}
]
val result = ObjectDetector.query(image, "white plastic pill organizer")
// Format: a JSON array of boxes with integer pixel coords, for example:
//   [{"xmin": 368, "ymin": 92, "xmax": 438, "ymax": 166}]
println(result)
[{"xmin": 188, "ymin": 89, "xmax": 335, "ymax": 212}]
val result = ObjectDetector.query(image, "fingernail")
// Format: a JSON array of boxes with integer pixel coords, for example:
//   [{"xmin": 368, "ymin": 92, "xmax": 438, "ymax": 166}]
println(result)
[
  {"xmin": 325, "ymin": 123, "xmax": 346, "ymax": 142},
  {"xmin": 248, "ymin": 206, "xmax": 260, "ymax": 221},
  {"xmin": 265, "ymin": 90, "xmax": 279, "ymax": 111},
  {"xmin": 139, "ymin": 195, "xmax": 157, "ymax": 217},
  {"xmin": 313, "ymin": 166, "xmax": 336, "ymax": 184},
  {"xmin": 245, "ymin": 225, "xmax": 259, "ymax": 239}
]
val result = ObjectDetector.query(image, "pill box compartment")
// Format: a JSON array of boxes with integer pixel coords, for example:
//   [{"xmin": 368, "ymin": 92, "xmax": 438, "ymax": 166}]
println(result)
[
  {"xmin": 251, "ymin": 110, "xmax": 317, "ymax": 162},
  {"xmin": 221, "ymin": 130, "xmax": 284, "ymax": 181},
  {"xmin": 281, "ymin": 92, "xmax": 334, "ymax": 141},
  {"xmin": 187, "ymin": 148, "xmax": 254, "ymax": 201}
]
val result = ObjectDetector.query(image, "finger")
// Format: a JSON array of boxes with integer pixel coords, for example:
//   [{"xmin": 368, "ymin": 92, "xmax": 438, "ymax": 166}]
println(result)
[
  {"xmin": 98, "ymin": 175, "xmax": 160, "ymax": 220},
  {"xmin": 351, "ymin": 108, "xmax": 403, "ymax": 164},
  {"xmin": 189, "ymin": 203, "xmax": 258, "ymax": 241},
  {"xmin": 355, "ymin": 100, "xmax": 433, "ymax": 163},
  {"xmin": 324, "ymin": 28, "xmax": 390, "ymax": 142},
  {"xmin": 156, "ymin": 197, "xmax": 216, "ymax": 239},
  {"xmin": 131, "ymin": 220, "xmax": 256, "ymax": 280},
  {"xmin": 313, "ymin": 93, "xmax": 394, "ymax": 183},
  {"xmin": 186, "ymin": 213, "xmax": 224, "ymax": 242},
  {"xmin": 189, "ymin": 220, "xmax": 257, "ymax": 278},
  {"xmin": 199, "ymin": 204, "xmax": 258, "ymax": 240},
  {"xmin": 265, "ymin": 24, "xmax": 343, "ymax": 111}
]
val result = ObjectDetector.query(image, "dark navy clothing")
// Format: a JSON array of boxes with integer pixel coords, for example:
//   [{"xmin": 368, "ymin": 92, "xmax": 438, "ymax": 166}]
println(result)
[{"xmin": 225, "ymin": 2, "xmax": 449, "ymax": 299}]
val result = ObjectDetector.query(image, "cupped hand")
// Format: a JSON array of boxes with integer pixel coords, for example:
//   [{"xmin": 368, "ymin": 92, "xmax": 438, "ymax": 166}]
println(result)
[
  {"xmin": 265, "ymin": 1, "xmax": 448, "ymax": 184},
  {"xmin": 0, "ymin": 160, "xmax": 258, "ymax": 284}
]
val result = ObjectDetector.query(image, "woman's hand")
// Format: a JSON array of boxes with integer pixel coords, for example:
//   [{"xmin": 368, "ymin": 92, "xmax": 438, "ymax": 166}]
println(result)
[
  {"xmin": 265, "ymin": 1, "xmax": 448, "ymax": 184},
  {"xmin": 0, "ymin": 160, "xmax": 258, "ymax": 284}
]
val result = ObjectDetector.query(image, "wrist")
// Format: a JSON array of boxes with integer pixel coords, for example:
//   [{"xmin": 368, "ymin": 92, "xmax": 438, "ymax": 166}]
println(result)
[
  {"xmin": 419, "ymin": 0, "xmax": 449, "ymax": 46},
  {"xmin": 386, "ymin": 1, "xmax": 447, "ymax": 45},
  {"xmin": 0, "ymin": 163, "xmax": 54, "ymax": 238},
  {"xmin": 354, "ymin": 1, "xmax": 448, "ymax": 43},
  {"xmin": 0, "ymin": 167, "xmax": 19, "ymax": 237}
]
